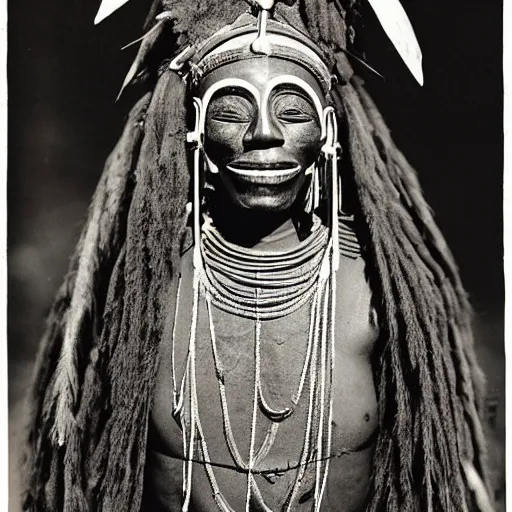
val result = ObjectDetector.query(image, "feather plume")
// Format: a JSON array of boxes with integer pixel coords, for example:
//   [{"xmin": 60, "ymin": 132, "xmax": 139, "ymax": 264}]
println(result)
[
  {"xmin": 95, "ymin": 0, "xmax": 133, "ymax": 24},
  {"xmin": 366, "ymin": 0, "xmax": 424, "ymax": 84},
  {"xmin": 116, "ymin": 16, "xmax": 168, "ymax": 101},
  {"xmin": 462, "ymin": 460, "xmax": 494, "ymax": 512}
]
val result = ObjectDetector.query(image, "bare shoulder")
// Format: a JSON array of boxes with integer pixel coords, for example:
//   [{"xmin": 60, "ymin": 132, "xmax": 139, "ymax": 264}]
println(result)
[{"xmin": 335, "ymin": 216, "xmax": 379, "ymax": 356}]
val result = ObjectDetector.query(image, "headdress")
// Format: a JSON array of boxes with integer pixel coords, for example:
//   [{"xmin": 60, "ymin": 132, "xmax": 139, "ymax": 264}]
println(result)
[{"xmin": 22, "ymin": 1, "xmax": 492, "ymax": 511}]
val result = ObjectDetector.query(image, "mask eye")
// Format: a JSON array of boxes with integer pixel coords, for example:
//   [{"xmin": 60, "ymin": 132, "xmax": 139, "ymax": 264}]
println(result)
[
  {"xmin": 277, "ymin": 108, "xmax": 313, "ymax": 122},
  {"xmin": 273, "ymin": 92, "xmax": 318, "ymax": 124},
  {"xmin": 207, "ymin": 93, "xmax": 254, "ymax": 124},
  {"xmin": 212, "ymin": 110, "xmax": 250, "ymax": 123}
]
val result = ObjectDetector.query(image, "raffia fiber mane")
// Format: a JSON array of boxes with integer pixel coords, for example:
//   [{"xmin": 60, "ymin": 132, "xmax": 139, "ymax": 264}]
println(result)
[{"xmin": 22, "ymin": 0, "xmax": 489, "ymax": 511}]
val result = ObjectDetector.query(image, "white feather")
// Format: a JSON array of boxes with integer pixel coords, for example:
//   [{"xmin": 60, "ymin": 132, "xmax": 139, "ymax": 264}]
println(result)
[
  {"xmin": 254, "ymin": 0, "xmax": 275, "ymax": 9},
  {"xmin": 367, "ymin": 0, "xmax": 424, "ymax": 85},
  {"xmin": 94, "ymin": 0, "xmax": 132, "ymax": 24},
  {"xmin": 461, "ymin": 460, "xmax": 494, "ymax": 512}
]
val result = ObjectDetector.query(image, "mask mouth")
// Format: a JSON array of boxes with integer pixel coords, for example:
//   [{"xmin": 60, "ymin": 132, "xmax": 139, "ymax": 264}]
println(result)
[
  {"xmin": 226, "ymin": 162, "xmax": 301, "ymax": 184},
  {"xmin": 228, "ymin": 159, "xmax": 299, "ymax": 171}
]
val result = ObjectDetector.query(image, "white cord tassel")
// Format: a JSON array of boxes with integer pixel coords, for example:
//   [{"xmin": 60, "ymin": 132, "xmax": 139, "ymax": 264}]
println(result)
[
  {"xmin": 182, "ymin": 97, "xmax": 204, "ymax": 512},
  {"xmin": 314, "ymin": 278, "xmax": 330, "ymax": 510},
  {"xmin": 318, "ymin": 268, "xmax": 337, "ymax": 506},
  {"xmin": 322, "ymin": 107, "xmax": 340, "ymax": 272},
  {"xmin": 182, "ymin": 273, "xmax": 199, "ymax": 512},
  {"xmin": 318, "ymin": 271, "xmax": 336, "ymax": 506},
  {"xmin": 196, "ymin": 414, "xmax": 235, "ymax": 512},
  {"xmin": 187, "ymin": 98, "xmax": 203, "ymax": 272},
  {"xmin": 367, "ymin": 0, "xmax": 424, "ymax": 85},
  {"xmin": 284, "ymin": 290, "xmax": 321, "ymax": 511},
  {"xmin": 171, "ymin": 277, "xmax": 182, "ymax": 413},
  {"xmin": 246, "ymin": 292, "xmax": 262, "ymax": 511}
]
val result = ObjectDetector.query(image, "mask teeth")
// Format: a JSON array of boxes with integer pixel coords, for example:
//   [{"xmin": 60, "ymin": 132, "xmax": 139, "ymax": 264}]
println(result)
[{"xmin": 251, "ymin": 9, "xmax": 272, "ymax": 55}]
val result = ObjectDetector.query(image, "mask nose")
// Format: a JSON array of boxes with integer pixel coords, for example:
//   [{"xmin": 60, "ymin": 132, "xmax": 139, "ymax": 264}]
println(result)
[{"xmin": 243, "ymin": 110, "xmax": 285, "ymax": 150}]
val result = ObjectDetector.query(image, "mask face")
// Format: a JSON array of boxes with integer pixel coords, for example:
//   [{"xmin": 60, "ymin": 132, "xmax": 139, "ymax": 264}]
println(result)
[{"xmin": 199, "ymin": 57, "xmax": 327, "ymax": 212}]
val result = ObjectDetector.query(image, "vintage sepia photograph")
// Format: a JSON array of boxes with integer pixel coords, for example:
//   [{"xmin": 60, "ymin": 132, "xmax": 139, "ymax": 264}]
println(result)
[{"xmin": 8, "ymin": 0, "xmax": 504, "ymax": 511}]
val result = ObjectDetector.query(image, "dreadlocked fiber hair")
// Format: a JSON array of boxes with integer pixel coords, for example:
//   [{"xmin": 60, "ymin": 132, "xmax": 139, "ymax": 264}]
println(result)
[
  {"xmin": 92, "ymin": 69, "xmax": 190, "ymax": 512},
  {"xmin": 331, "ymin": 78, "xmax": 489, "ymax": 511},
  {"xmin": 21, "ymin": 91, "xmax": 152, "ymax": 511},
  {"xmin": 22, "ymin": 0, "xmax": 489, "ymax": 510},
  {"xmin": 22, "ymin": 70, "xmax": 191, "ymax": 511},
  {"xmin": 295, "ymin": 0, "xmax": 488, "ymax": 506}
]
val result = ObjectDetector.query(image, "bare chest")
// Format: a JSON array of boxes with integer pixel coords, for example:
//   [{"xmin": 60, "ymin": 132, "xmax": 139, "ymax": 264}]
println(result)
[{"xmin": 147, "ymin": 252, "xmax": 379, "ymax": 511}]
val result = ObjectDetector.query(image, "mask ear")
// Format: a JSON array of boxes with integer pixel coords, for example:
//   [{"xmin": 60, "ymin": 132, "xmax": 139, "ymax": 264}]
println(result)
[
  {"xmin": 95, "ymin": 0, "xmax": 131, "ymax": 24},
  {"xmin": 187, "ymin": 97, "xmax": 203, "ymax": 145},
  {"xmin": 307, "ymin": 107, "xmax": 342, "ymax": 218},
  {"xmin": 320, "ymin": 106, "xmax": 341, "ymax": 271},
  {"xmin": 320, "ymin": 106, "xmax": 337, "ymax": 147}
]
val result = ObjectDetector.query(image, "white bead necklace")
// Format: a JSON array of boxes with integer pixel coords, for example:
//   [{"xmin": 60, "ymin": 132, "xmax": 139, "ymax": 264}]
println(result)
[{"xmin": 172, "ymin": 216, "xmax": 338, "ymax": 512}]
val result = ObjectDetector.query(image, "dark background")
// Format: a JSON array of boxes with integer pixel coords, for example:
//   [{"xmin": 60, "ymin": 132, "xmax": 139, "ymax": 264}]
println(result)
[{"xmin": 7, "ymin": 1, "xmax": 505, "ymax": 510}]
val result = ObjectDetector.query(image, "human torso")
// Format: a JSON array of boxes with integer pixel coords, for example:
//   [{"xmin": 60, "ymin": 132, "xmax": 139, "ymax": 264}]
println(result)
[{"xmin": 144, "ymin": 220, "xmax": 379, "ymax": 512}]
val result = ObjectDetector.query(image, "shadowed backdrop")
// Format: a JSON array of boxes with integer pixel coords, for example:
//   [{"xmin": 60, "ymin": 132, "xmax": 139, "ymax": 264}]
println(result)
[{"xmin": 7, "ymin": 0, "xmax": 505, "ymax": 510}]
